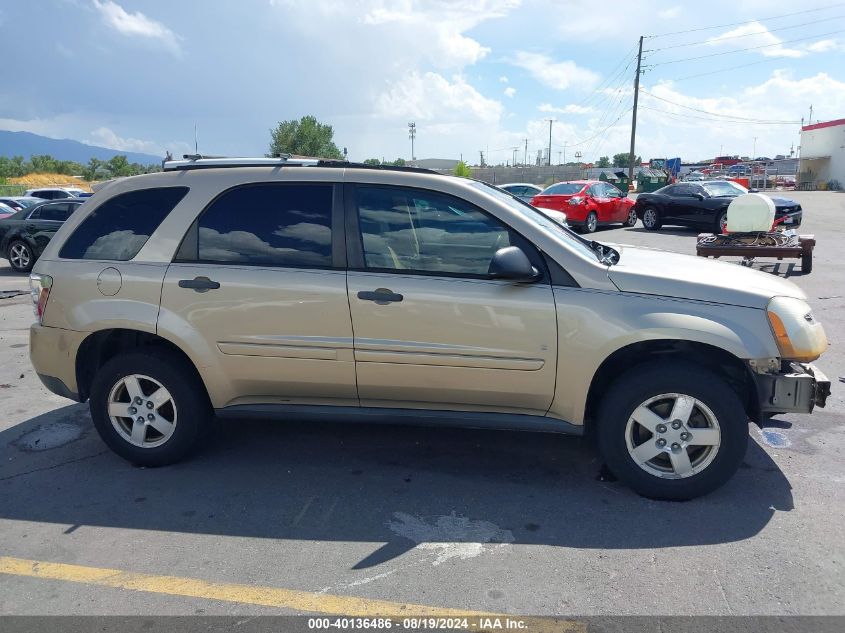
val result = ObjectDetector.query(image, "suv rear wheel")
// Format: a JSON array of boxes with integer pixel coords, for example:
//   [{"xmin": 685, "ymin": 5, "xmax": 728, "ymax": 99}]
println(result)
[
  {"xmin": 596, "ymin": 362, "xmax": 748, "ymax": 500},
  {"xmin": 89, "ymin": 349, "xmax": 211, "ymax": 466}
]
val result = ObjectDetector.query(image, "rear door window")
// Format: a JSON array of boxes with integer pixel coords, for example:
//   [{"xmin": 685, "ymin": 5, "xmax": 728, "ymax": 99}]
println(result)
[
  {"xmin": 192, "ymin": 183, "xmax": 334, "ymax": 268},
  {"xmin": 59, "ymin": 187, "xmax": 188, "ymax": 260},
  {"xmin": 39, "ymin": 203, "xmax": 72, "ymax": 222}
]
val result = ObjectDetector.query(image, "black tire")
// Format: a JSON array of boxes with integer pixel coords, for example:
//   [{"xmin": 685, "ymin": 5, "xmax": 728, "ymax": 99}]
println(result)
[
  {"xmin": 596, "ymin": 362, "xmax": 748, "ymax": 501},
  {"xmin": 623, "ymin": 207, "xmax": 638, "ymax": 227},
  {"xmin": 584, "ymin": 211, "xmax": 598, "ymax": 233},
  {"xmin": 8, "ymin": 240, "xmax": 35, "ymax": 273},
  {"xmin": 715, "ymin": 211, "xmax": 728, "ymax": 234},
  {"xmin": 89, "ymin": 349, "xmax": 212, "ymax": 466},
  {"xmin": 801, "ymin": 251, "xmax": 813, "ymax": 274},
  {"xmin": 641, "ymin": 207, "xmax": 662, "ymax": 231}
]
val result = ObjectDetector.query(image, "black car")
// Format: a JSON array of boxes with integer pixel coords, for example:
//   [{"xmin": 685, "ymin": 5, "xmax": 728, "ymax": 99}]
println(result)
[
  {"xmin": 634, "ymin": 180, "xmax": 802, "ymax": 232},
  {"xmin": 0, "ymin": 199, "xmax": 84, "ymax": 272}
]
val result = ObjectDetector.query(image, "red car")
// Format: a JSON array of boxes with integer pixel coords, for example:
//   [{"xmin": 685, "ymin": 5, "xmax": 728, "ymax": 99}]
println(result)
[{"xmin": 530, "ymin": 180, "xmax": 637, "ymax": 233}]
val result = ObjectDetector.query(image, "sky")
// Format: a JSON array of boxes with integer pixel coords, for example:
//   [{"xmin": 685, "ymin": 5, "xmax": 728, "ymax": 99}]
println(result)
[{"xmin": 1, "ymin": 0, "xmax": 844, "ymax": 165}]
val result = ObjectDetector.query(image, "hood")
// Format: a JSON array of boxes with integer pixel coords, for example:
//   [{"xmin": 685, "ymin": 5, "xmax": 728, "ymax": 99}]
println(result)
[{"xmin": 606, "ymin": 244, "xmax": 806, "ymax": 309}]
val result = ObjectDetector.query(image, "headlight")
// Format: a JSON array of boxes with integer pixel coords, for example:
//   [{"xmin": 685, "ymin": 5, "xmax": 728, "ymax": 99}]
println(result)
[
  {"xmin": 568, "ymin": 196, "xmax": 583, "ymax": 206},
  {"xmin": 766, "ymin": 296, "xmax": 828, "ymax": 362}
]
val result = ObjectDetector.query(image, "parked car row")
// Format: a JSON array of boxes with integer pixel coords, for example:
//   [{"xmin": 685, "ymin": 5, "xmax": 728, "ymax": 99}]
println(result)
[
  {"xmin": 505, "ymin": 179, "xmax": 803, "ymax": 235},
  {"xmin": 0, "ymin": 198, "xmax": 85, "ymax": 272}
]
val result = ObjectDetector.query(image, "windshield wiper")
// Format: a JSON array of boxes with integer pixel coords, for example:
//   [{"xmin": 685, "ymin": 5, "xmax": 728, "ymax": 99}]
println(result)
[{"xmin": 589, "ymin": 240, "xmax": 619, "ymax": 266}]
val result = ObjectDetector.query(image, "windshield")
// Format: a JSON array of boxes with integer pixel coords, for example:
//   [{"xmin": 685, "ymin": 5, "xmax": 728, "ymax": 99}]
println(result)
[
  {"xmin": 467, "ymin": 180, "xmax": 616, "ymax": 264},
  {"xmin": 541, "ymin": 183, "xmax": 584, "ymax": 195},
  {"xmin": 702, "ymin": 181, "xmax": 747, "ymax": 197},
  {"xmin": 14, "ymin": 198, "xmax": 42, "ymax": 208}
]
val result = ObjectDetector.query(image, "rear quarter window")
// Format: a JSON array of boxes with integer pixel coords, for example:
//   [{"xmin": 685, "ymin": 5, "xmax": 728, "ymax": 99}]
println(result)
[{"xmin": 59, "ymin": 187, "xmax": 188, "ymax": 261}]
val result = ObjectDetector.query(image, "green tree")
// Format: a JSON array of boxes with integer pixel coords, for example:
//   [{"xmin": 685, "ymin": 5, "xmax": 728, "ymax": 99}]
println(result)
[
  {"xmin": 389, "ymin": 158, "xmax": 406, "ymax": 166},
  {"xmin": 268, "ymin": 115, "xmax": 343, "ymax": 159},
  {"xmin": 362, "ymin": 158, "xmax": 381, "ymax": 165},
  {"xmin": 107, "ymin": 155, "xmax": 132, "ymax": 177},
  {"xmin": 82, "ymin": 158, "xmax": 102, "ymax": 181},
  {"xmin": 596, "ymin": 156, "xmax": 611, "ymax": 168},
  {"xmin": 612, "ymin": 152, "xmax": 641, "ymax": 168},
  {"xmin": 453, "ymin": 161, "xmax": 472, "ymax": 177}
]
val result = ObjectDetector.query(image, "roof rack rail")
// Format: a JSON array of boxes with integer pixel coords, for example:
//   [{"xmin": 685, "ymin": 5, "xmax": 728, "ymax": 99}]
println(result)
[
  {"xmin": 163, "ymin": 155, "xmax": 320, "ymax": 171},
  {"xmin": 162, "ymin": 155, "xmax": 441, "ymax": 175}
]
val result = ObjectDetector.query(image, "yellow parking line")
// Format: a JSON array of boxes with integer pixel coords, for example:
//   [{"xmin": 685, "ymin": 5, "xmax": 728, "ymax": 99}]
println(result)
[{"xmin": 0, "ymin": 555, "xmax": 583, "ymax": 631}]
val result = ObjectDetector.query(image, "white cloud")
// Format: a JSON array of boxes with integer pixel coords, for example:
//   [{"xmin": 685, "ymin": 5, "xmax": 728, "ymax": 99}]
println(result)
[
  {"xmin": 376, "ymin": 72, "xmax": 503, "ymax": 125},
  {"xmin": 91, "ymin": 0, "xmax": 181, "ymax": 55},
  {"xmin": 806, "ymin": 39, "xmax": 845, "ymax": 53},
  {"xmin": 658, "ymin": 7, "xmax": 681, "ymax": 19},
  {"xmin": 706, "ymin": 22, "xmax": 804, "ymax": 58},
  {"xmin": 509, "ymin": 52, "xmax": 599, "ymax": 91},
  {"xmin": 86, "ymin": 127, "xmax": 163, "ymax": 155},
  {"xmin": 272, "ymin": 0, "xmax": 519, "ymax": 69},
  {"xmin": 504, "ymin": 86, "xmax": 516, "ymax": 98},
  {"xmin": 634, "ymin": 71, "xmax": 845, "ymax": 162},
  {"xmin": 499, "ymin": 75, "xmax": 509, "ymax": 83},
  {"xmin": 539, "ymin": 103, "xmax": 592, "ymax": 114}
]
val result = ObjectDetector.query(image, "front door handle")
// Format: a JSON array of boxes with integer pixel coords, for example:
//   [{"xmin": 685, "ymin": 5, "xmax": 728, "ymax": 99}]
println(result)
[
  {"xmin": 357, "ymin": 288, "xmax": 404, "ymax": 304},
  {"xmin": 178, "ymin": 276, "xmax": 220, "ymax": 292}
]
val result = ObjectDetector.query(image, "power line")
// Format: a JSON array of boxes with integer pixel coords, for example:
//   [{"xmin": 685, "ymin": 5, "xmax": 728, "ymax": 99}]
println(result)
[
  {"xmin": 639, "ymin": 104, "xmax": 799, "ymax": 126},
  {"xmin": 644, "ymin": 13, "xmax": 844, "ymax": 51},
  {"xmin": 666, "ymin": 55, "xmax": 801, "ymax": 81},
  {"xmin": 646, "ymin": 26, "xmax": 845, "ymax": 66},
  {"xmin": 566, "ymin": 106, "xmax": 634, "ymax": 148},
  {"xmin": 639, "ymin": 89, "xmax": 801, "ymax": 123},
  {"xmin": 646, "ymin": 2, "xmax": 845, "ymax": 38}
]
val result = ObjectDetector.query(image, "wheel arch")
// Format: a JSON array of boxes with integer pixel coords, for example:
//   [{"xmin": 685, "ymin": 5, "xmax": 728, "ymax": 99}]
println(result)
[
  {"xmin": 75, "ymin": 328, "xmax": 209, "ymax": 404},
  {"xmin": 584, "ymin": 339, "xmax": 759, "ymax": 432}
]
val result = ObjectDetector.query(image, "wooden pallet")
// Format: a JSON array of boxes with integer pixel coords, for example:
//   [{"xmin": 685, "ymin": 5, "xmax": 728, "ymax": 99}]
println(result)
[{"xmin": 696, "ymin": 233, "xmax": 815, "ymax": 274}]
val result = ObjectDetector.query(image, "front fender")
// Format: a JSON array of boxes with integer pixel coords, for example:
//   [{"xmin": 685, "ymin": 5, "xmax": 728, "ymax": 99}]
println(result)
[{"xmin": 549, "ymin": 287, "xmax": 778, "ymax": 424}]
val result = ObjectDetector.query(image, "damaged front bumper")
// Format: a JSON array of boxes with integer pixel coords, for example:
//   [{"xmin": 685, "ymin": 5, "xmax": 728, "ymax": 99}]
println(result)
[{"xmin": 752, "ymin": 361, "xmax": 831, "ymax": 416}]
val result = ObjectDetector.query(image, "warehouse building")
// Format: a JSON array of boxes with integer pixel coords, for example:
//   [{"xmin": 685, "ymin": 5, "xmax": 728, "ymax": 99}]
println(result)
[{"xmin": 799, "ymin": 118, "xmax": 845, "ymax": 190}]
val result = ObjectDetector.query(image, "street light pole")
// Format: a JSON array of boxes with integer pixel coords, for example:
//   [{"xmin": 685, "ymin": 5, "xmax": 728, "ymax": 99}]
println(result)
[
  {"xmin": 408, "ymin": 122, "xmax": 416, "ymax": 162},
  {"xmin": 546, "ymin": 119, "xmax": 554, "ymax": 166}
]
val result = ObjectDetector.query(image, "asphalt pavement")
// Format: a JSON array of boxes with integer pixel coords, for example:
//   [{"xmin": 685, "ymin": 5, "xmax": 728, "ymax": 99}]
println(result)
[{"xmin": 0, "ymin": 190, "xmax": 843, "ymax": 617}]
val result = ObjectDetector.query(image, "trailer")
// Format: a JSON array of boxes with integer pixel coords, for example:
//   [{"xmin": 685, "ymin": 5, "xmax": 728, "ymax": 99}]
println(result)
[{"xmin": 696, "ymin": 232, "xmax": 815, "ymax": 274}]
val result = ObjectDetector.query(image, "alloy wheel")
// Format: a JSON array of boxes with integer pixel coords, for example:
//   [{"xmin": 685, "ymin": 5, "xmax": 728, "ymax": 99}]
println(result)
[
  {"xmin": 10, "ymin": 243, "xmax": 31, "ymax": 270},
  {"xmin": 643, "ymin": 209, "xmax": 658, "ymax": 229},
  {"xmin": 624, "ymin": 393, "xmax": 721, "ymax": 479},
  {"xmin": 108, "ymin": 374, "xmax": 178, "ymax": 448},
  {"xmin": 626, "ymin": 209, "xmax": 637, "ymax": 226}
]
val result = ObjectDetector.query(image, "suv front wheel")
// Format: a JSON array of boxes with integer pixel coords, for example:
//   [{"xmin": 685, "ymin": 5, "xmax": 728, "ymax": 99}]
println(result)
[
  {"xmin": 89, "ymin": 349, "xmax": 211, "ymax": 466},
  {"xmin": 596, "ymin": 362, "xmax": 748, "ymax": 500}
]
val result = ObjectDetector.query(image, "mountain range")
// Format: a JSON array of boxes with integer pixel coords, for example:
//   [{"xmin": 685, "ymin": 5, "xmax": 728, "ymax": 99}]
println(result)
[{"xmin": 0, "ymin": 130, "xmax": 162, "ymax": 165}]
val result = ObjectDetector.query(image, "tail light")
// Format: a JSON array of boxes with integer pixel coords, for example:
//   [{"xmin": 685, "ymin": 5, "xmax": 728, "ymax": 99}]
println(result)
[{"xmin": 29, "ymin": 273, "xmax": 52, "ymax": 324}]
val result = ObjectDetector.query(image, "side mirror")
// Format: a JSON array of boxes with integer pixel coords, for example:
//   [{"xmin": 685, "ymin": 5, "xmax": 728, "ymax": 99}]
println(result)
[
  {"xmin": 489, "ymin": 246, "xmax": 540, "ymax": 282},
  {"xmin": 694, "ymin": 192, "xmax": 705, "ymax": 200},
  {"xmin": 748, "ymin": 188, "xmax": 758, "ymax": 193}
]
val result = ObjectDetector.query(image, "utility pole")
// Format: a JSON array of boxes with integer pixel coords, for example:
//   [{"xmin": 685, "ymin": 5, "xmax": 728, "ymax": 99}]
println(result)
[
  {"xmin": 808, "ymin": 104, "xmax": 813, "ymax": 125},
  {"xmin": 546, "ymin": 119, "xmax": 554, "ymax": 166},
  {"xmin": 408, "ymin": 122, "xmax": 416, "ymax": 161},
  {"xmin": 512, "ymin": 147, "xmax": 518, "ymax": 166},
  {"xmin": 557, "ymin": 151, "xmax": 562, "ymax": 165},
  {"xmin": 628, "ymin": 35, "xmax": 644, "ymax": 184},
  {"xmin": 752, "ymin": 137, "xmax": 757, "ymax": 159},
  {"xmin": 479, "ymin": 150, "xmax": 485, "ymax": 167},
  {"xmin": 524, "ymin": 139, "xmax": 528, "ymax": 167},
  {"xmin": 564, "ymin": 140, "xmax": 568, "ymax": 164}
]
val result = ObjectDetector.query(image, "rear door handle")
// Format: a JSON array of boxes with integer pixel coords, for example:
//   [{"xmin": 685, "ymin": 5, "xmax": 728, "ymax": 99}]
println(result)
[
  {"xmin": 178, "ymin": 276, "xmax": 220, "ymax": 292},
  {"xmin": 357, "ymin": 288, "xmax": 404, "ymax": 304}
]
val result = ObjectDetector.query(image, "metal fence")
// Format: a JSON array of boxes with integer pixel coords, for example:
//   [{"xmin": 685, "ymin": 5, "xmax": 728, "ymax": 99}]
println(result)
[{"xmin": 433, "ymin": 165, "xmax": 584, "ymax": 187}]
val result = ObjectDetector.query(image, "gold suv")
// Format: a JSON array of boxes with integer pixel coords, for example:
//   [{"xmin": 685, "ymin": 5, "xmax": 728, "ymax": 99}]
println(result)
[{"xmin": 29, "ymin": 157, "xmax": 830, "ymax": 499}]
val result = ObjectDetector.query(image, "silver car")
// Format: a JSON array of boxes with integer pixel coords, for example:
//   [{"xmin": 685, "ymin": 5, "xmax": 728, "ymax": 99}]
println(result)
[{"xmin": 29, "ymin": 157, "xmax": 830, "ymax": 500}]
